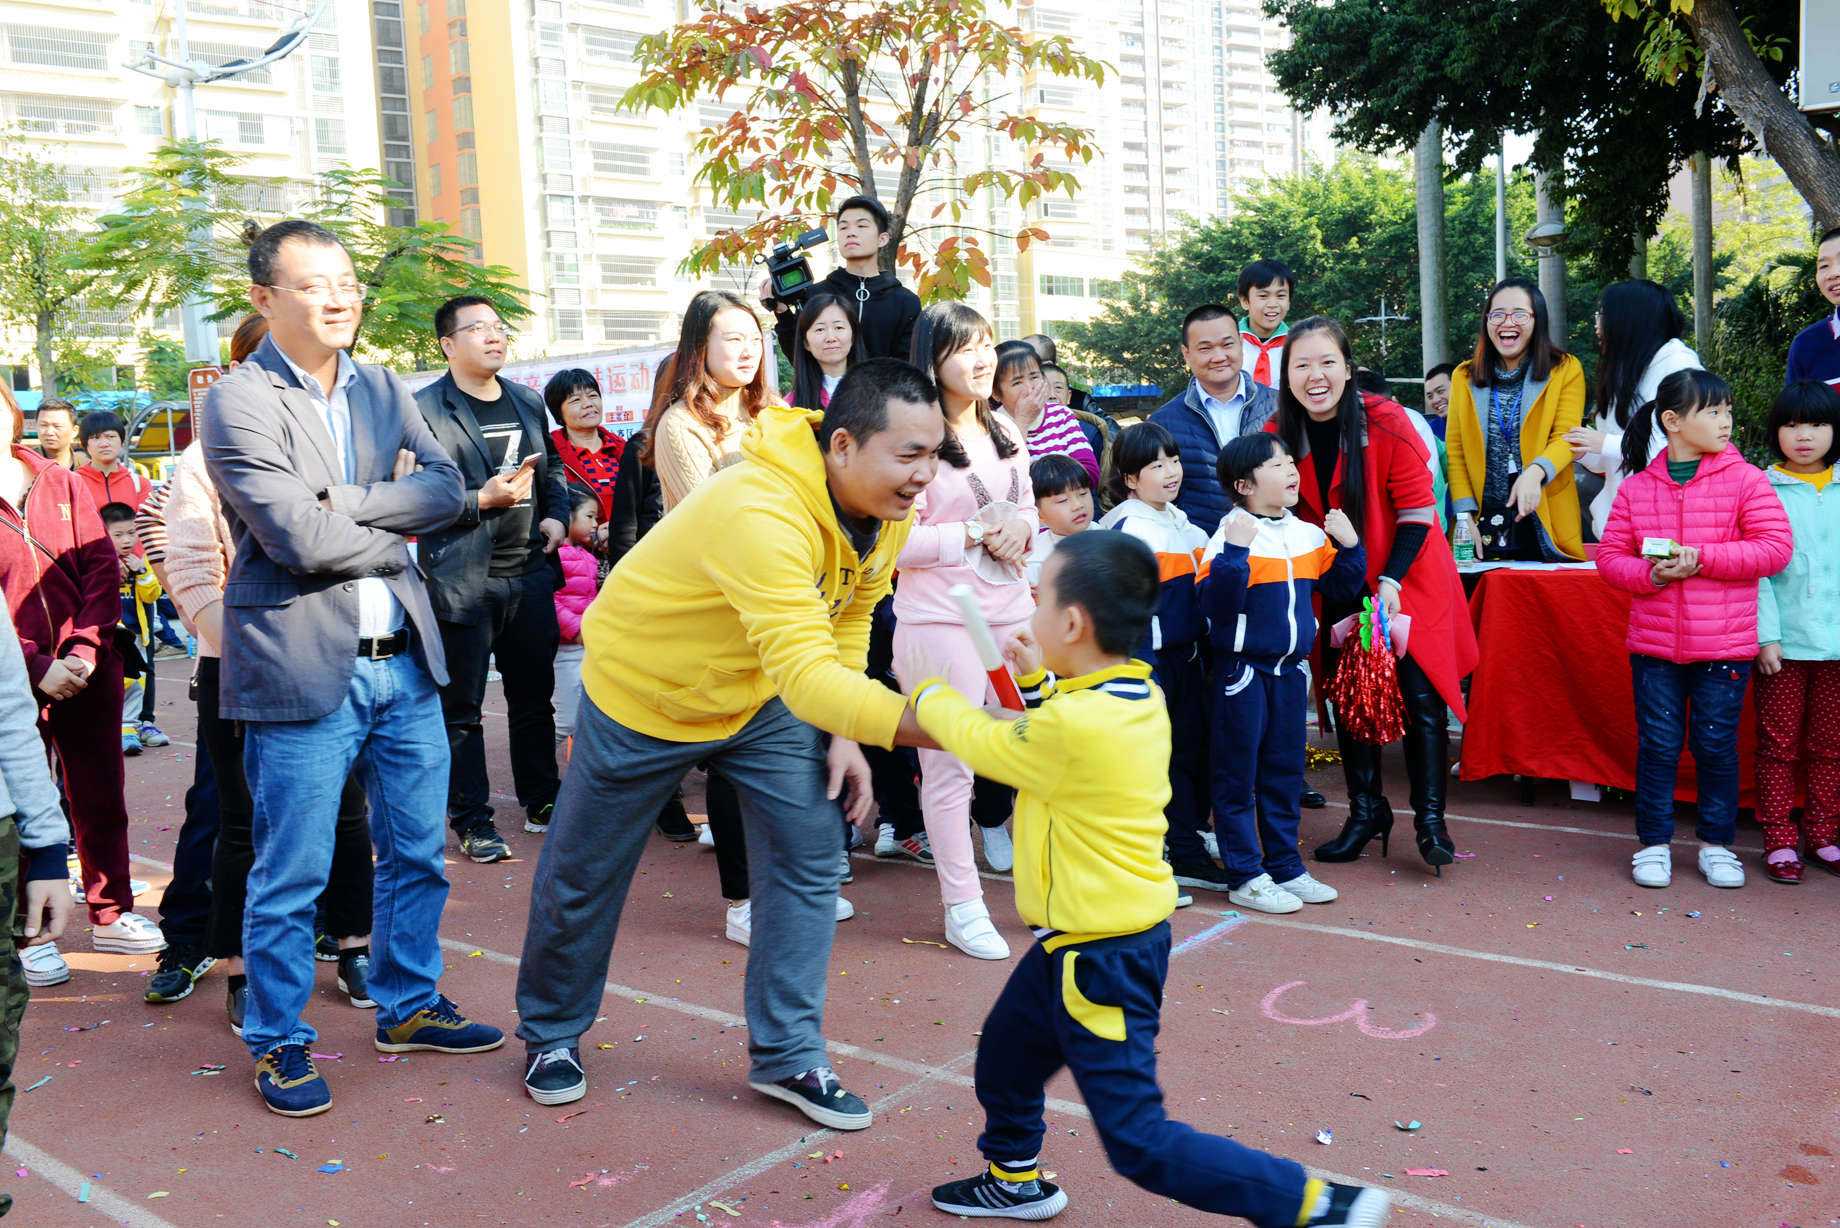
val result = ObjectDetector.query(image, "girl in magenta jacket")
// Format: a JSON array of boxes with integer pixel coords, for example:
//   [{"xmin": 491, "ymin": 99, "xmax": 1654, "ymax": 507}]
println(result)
[
  {"xmin": 1598, "ymin": 370, "xmax": 1794, "ymax": 891},
  {"xmin": 553, "ymin": 490, "xmax": 602, "ymax": 748}
]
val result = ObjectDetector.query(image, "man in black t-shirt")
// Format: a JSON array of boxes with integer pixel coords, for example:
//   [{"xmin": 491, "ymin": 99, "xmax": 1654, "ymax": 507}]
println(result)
[{"xmin": 414, "ymin": 296, "xmax": 569, "ymax": 862}]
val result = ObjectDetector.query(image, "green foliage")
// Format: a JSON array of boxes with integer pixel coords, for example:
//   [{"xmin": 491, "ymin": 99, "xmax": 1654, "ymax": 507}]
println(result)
[
  {"xmin": 1064, "ymin": 158, "xmax": 1607, "ymax": 399},
  {"xmin": 1704, "ymin": 252, "xmax": 1823, "ymax": 459},
  {"xmin": 1263, "ymin": 0, "xmax": 1749, "ymax": 283},
  {"xmin": 0, "ymin": 134, "xmax": 111, "ymax": 394},
  {"xmin": 84, "ymin": 142, "xmax": 530, "ymax": 369},
  {"xmin": 137, "ymin": 331, "xmax": 191, "ymax": 399}
]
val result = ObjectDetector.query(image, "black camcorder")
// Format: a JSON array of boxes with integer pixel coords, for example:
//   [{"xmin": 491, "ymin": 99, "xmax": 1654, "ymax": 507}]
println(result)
[{"xmin": 759, "ymin": 227, "xmax": 829, "ymax": 311}]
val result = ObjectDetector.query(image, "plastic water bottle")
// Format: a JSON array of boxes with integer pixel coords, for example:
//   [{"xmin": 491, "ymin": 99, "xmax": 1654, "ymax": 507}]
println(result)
[
  {"xmin": 1452, "ymin": 516, "xmax": 1477, "ymax": 567},
  {"xmin": 185, "ymin": 634, "xmax": 197, "ymax": 659}
]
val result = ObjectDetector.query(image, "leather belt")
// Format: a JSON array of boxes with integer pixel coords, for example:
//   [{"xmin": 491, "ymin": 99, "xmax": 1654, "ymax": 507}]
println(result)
[{"xmin": 357, "ymin": 628, "xmax": 411, "ymax": 660}]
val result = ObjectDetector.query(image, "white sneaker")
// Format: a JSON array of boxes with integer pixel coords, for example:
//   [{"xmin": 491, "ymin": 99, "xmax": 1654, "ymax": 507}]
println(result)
[
  {"xmin": 725, "ymin": 900, "xmax": 752, "ymax": 947},
  {"xmin": 1173, "ymin": 890, "xmax": 1194, "ymax": 909},
  {"xmin": 1698, "ymin": 845, "xmax": 1745, "ymax": 888},
  {"xmin": 19, "ymin": 941, "xmax": 70, "ymax": 987},
  {"xmin": 1226, "ymin": 872, "xmax": 1303, "ymax": 915},
  {"xmin": 1201, "ymin": 831, "xmax": 1221, "ymax": 862},
  {"xmin": 981, "ymin": 823, "xmax": 1014, "ymax": 872},
  {"xmin": 944, "ymin": 898, "xmax": 1010, "ymax": 960},
  {"xmin": 835, "ymin": 895, "xmax": 855, "ymax": 922},
  {"xmin": 92, "ymin": 912, "xmax": 166, "ymax": 954},
  {"xmin": 1273, "ymin": 871, "xmax": 1339, "ymax": 904},
  {"xmin": 1632, "ymin": 845, "xmax": 1672, "ymax": 888},
  {"xmin": 697, "ymin": 823, "xmax": 715, "ymax": 847},
  {"xmin": 874, "ymin": 823, "xmax": 898, "ymax": 857}
]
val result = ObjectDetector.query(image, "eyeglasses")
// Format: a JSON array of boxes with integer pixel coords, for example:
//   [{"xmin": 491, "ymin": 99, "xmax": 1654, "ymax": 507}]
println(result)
[
  {"xmin": 445, "ymin": 320, "xmax": 512, "ymax": 340},
  {"xmin": 262, "ymin": 281, "xmax": 369, "ymax": 304},
  {"xmin": 1486, "ymin": 309, "xmax": 1533, "ymax": 324}
]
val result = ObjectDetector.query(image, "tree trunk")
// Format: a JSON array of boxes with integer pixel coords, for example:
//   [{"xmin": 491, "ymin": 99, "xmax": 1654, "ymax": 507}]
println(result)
[
  {"xmin": 1414, "ymin": 122, "xmax": 1449, "ymax": 369},
  {"xmin": 1534, "ymin": 171, "xmax": 1567, "ymax": 340},
  {"xmin": 35, "ymin": 308, "xmax": 57, "ymax": 397},
  {"xmin": 1691, "ymin": 150, "xmax": 1715, "ymax": 349},
  {"xmin": 1686, "ymin": 0, "xmax": 1840, "ymax": 231},
  {"xmin": 886, "ymin": 51, "xmax": 937, "ymax": 277},
  {"xmin": 1629, "ymin": 231, "xmax": 1648, "ymax": 280}
]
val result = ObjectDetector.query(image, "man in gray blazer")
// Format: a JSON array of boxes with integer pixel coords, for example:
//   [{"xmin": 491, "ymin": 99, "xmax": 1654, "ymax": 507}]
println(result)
[{"xmin": 202, "ymin": 220, "xmax": 504, "ymax": 1118}]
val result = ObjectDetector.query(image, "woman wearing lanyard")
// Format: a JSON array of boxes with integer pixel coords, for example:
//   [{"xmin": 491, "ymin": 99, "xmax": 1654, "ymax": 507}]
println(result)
[
  {"xmin": 1446, "ymin": 278, "xmax": 1587, "ymax": 561},
  {"xmin": 1269, "ymin": 318, "xmax": 1478, "ymax": 873}
]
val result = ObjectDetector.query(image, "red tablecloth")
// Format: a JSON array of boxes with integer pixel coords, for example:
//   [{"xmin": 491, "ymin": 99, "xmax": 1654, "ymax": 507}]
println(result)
[{"xmin": 1458, "ymin": 566, "xmax": 1759, "ymax": 803}]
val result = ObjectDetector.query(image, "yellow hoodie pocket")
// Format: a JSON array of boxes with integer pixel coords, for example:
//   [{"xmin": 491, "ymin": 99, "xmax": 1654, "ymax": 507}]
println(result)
[
  {"xmin": 1059, "ymin": 952, "xmax": 1126, "ymax": 1042},
  {"xmin": 653, "ymin": 665, "xmax": 750, "ymax": 722}
]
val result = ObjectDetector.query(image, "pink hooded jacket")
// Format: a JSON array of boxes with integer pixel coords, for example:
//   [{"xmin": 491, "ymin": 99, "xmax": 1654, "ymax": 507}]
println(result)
[
  {"xmin": 554, "ymin": 542, "xmax": 599, "ymax": 644},
  {"xmin": 1598, "ymin": 445, "xmax": 1793, "ymax": 663}
]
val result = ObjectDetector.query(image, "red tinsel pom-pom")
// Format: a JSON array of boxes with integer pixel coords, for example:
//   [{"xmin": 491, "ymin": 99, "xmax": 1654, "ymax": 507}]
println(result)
[{"xmin": 1329, "ymin": 639, "xmax": 1407, "ymax": 745}]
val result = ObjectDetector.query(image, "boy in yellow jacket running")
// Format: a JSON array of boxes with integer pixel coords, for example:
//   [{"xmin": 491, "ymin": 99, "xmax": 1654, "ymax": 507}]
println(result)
[{"xmin": 907, "ymin": 530, "xmax": 1389, "ymax": 1227}]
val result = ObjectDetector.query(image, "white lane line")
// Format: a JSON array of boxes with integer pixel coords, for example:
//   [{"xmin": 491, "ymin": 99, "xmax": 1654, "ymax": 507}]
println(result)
[
  {"xmin": 442, "ymin": 938, "xmax": 1539, "ymax": 1228},
  {"xmin": 1239, "ymin": 915, "xmax": 1840, "ymax": 1018},
  {"xmin": 1315, "ymin": 798, "xmax": 1767, "ymax": 855},
  {"xmin": 3, "ymin": 1135, "xmax": 184, "ymax": 1228}
]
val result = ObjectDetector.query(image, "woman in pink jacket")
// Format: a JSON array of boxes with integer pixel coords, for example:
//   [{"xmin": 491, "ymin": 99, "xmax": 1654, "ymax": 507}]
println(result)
[{"xmin": 1598, "ymin": 370, "xmax": 1794, "ymax": 891}]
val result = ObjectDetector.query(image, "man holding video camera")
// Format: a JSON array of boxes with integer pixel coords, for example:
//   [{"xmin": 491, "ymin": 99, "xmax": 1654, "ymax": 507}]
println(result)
[
  {"xmin": 414, "ymin": 296, "xmax": 570, "ymax": 863},
  {"xmin": 762, "ymin": 195, "xmax": 923, "ymax": 362}
]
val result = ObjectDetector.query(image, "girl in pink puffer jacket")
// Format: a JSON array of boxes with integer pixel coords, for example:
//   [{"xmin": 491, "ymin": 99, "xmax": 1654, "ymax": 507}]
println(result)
[
  {"xmin": 1599, "ymin": 370, "xmax": 1794, "ymax": 891},
  {"xmin": 553, "ymin": 490, "xmax": 603, "ymax": 750}
]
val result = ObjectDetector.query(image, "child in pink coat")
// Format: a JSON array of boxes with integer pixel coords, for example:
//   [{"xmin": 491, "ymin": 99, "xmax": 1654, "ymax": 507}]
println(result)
[
  {"xmin": 553, "ymin": 490, "xmax": 603, "ymax": 751},
  {"xmin": 1598, "ymin": 370, "xmax": 1794, "ymax": 890}
]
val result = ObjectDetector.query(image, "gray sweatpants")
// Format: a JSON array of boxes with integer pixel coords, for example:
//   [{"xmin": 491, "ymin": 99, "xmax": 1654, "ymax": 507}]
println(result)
[{"xmin": 515, "ymin": 693, "xmax": 842, "ymax": 1082}]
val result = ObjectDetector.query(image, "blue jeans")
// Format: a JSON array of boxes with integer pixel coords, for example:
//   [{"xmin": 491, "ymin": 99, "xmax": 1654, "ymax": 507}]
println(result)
[
  {"xmin": 1629, "ymin": 655, "xmax": 1750, "ymax": 847},
  {"xmin": 240, "ymin": 654, "xmax": 451, "ymax": 1058}
]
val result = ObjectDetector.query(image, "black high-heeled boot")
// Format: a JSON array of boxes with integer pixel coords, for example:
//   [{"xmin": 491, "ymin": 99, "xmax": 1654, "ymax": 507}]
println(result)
[
  {"xmin": 1399, "ymin": 658, "xmax": 1455, "ymax": 874},
  {"xmin": 1313, "ymin": 736, "xmax": 1393, "ymax": 862}
]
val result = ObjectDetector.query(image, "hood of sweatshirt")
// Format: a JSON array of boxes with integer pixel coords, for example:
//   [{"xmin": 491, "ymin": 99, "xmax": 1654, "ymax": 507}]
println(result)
[{"xmin": 822, "ymin": 267, "xmax": 905, "ymax": 299}]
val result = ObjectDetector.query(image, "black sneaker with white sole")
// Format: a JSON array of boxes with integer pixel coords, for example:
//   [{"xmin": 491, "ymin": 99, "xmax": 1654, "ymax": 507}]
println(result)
[
  {"xmin": 748, "ymin": 1065, "xmax": 872, "ymax": 1130},
  {"xmin": 1170, "ymin": 858, "xmax": 1234, "ymax": 892},
  {"xmin": 227, "ymin": 983, "xmax": 248, "ymax": 1038},
  {"xmin": 1304, "ymin": 1182, "xmax": 1392, "ymax": 1227},
  {"xmin": 458, "ymin": 821, "xmax": 512, "ymax": 863},
  {"xmin": 524, "ymin": 1046, "xmax": 586, "ymax": 1105},
  {"xmin": 337, "ymin": 952, "xmax": 376, "ymax": 1008},
  {"xmin": 931, "ymin": 1167, "xmax": 1068, "ymax": 1220},
  {"xmin": 524, "ymin": 803, "xmax": 553, "ymax": 835},
  {"xmin": 146, "ymin": 944, "xmax": 215, "ymax": 1004}
]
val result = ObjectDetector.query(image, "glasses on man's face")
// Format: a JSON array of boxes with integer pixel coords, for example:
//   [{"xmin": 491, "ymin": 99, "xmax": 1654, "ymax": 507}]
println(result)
[
  {"xmin": 1486, "ymin": 309, "xmax": 1532, "ymax": 325},
  {"xmin": 447, "ymin": 320, "xmax": 511, "ymax": 340},
  {"xmin": 264, "ymin": 281, "xmax": 370, "ymax": 304}
]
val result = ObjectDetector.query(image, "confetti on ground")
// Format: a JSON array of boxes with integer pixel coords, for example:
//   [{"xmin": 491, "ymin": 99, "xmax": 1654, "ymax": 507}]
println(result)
[
  {"xmin": 379, "ymin": 1056, "xmax": 401, "ymax": 1063},
  {"xmin": 556, "ymin": 1110, "xmax": 589, "ymax": 1123},
  {"xmin": 1625, "ymin": 943, "xmax": 1650, "ymax": 950},
  {"xmin": 707, "ymin": 1202, "xmax": 743, "ymax": 1217},
  {"xmin": 1394, "ymin": 1120, "xmax": 1422, "ymax": 1131},
  {"xmin": 62, "ymin": 1020, "xmax": 108, "ymax": 1032},
  {"xmin": 22, "ymin": 1077, "xmax": 51, "ymax": 1093},
  {"xmin": 1349, "ymin": 1092, "xmax": 1373, "ymax": 1100},
  {"xmin": 190, "ymin": 1065, "xmax": 227, "ymax": 1076},
  {"xmin": 1314, "ymin": 1129, "xmax": 1332, "ymax": 1145},
  {"xmin": 1405, "ymin": 1168, "xmax": 1448, "ymax": 1177},
  {"xmin": 569, "ymin": 1174, "xmax": 595, "ymax": 1189},
  {"xmin": 149, "ymin": 1191, "xmax": 169, "ymax": 1198},
  {"xmin": 901, "ymin": 937, "xmax": 948, "ymax": 947},
  {"xmin": 78, "ymin": 1181, "xmax": 90, "ymax": 1203},
  {"xmin": 275, "ymin": 1148, "xmax": 299, "ymax": 1160},
  {"xmin": 311, "ymin": 1052, "xmax": 343, "ymax": 1060},
  {"xmin": 1685, "ymin": 910, "xmax": 1702, "ymax": 918},
  {"xmin": 403, "ymin": 1097, "xmax": 423, "ymax": 1103},
  {"xmin": 1617, "ymin": 1149, "xmax": 1634, "ymax": 1155},
  {"xmin": 317, "ymin": 1162, "xmax": 345, "ymax": 1174},
  {"xmin": 466, "ymin": 950, "xmax": 483, "ymax": 957}
]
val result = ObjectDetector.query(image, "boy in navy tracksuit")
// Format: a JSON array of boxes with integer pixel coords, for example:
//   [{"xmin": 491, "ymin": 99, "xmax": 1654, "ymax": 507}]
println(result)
[
  {"xmin": 907, "ymin": 530, "xmax": 1388, "ymax": 1227},
  {"xmin": 1199, "ymin": 435, "xmax": 1366, "ymax": 915}
]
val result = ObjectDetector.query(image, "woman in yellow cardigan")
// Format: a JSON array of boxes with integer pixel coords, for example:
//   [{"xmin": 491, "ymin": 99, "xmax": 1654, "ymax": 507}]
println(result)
[{"xmin": 1447, "ymin": 277, "xmax": 1586, "ymax": 561}]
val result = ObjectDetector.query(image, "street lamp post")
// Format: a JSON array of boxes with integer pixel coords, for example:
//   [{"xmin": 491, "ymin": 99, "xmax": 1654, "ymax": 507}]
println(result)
[{"xmin": 1355, "ymin": 296, "xmax": 1413, "ymax": 379}]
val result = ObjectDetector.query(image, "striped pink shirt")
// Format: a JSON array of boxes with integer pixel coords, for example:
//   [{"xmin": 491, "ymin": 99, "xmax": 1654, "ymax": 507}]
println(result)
[{"xmin": 1026, "ymin": 403, "xmax": 1100, "ymax": 488}]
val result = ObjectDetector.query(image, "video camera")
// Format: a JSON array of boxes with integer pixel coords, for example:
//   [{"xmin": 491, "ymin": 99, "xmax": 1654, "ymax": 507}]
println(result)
[{"xmin": 759, "ymin": 227, "xmax": 829, "ymax": 311}]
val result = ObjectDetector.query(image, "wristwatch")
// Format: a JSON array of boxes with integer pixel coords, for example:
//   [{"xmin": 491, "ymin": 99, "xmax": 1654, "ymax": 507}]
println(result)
[{"xmin": 965, "ymin": 520, "xmax": 988, "ymax": 546}]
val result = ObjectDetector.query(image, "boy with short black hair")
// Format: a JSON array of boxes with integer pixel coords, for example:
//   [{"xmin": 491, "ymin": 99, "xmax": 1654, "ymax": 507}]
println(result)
[
  {"xmin": 906, "ymin": 530, "xmax": 1388, "ymax": 1228},
  {"xmin": 100, "ymin": 502, "xmax": 165, "ymax": 754},
  {"xmin": 1025, "ymin": 453, "xmax": 1094, "ymax": 591},
  {"xmin": 1238, "ymin": 259, "xmax": 1295, "ymax": 389},
  {"xmin": 1787, "ymin": 226, "xmax": 1840, "ymax": 389},
  {"xmin": 75, "ymin": 410, "xmax": 153, "ymax": 514},
  {"xmin": 766, "ymin": 195, "xmax": 923, "ymax": 361}
]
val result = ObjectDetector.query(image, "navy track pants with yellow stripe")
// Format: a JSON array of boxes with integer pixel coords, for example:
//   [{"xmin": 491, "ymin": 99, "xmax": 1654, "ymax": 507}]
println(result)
[{"xmin": 974, "ymin": 923, "xmax": 1313, "ymax": 1227}]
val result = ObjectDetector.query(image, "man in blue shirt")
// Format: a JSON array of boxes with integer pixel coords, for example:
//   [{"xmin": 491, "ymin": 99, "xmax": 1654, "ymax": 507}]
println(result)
[{"xmin": 1787, "ymin": 226, "xmax": 1840, "ymax": 390}]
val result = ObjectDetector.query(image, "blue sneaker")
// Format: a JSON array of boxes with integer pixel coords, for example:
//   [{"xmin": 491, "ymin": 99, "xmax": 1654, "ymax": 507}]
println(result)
[
  {"xmin": 121, "ymin": 729, "xmax": 143, "ymax": 756},
  {"xmin": 375, "ymin": 995, "xmax": 504, "ymax": 1054},
  {"xmin": 255, "ymin": 1044, "xmax": 331, "ymax": 1117}
]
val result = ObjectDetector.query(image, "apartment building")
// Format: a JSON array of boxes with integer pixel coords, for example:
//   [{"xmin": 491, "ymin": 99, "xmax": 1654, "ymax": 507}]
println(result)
[{"xmin": 0, "ymin": 0, "xmax": 383, "ymax": 375}]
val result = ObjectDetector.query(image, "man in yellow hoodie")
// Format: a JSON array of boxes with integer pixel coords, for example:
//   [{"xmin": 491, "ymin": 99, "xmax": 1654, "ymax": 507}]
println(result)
[{"xmin": 516, "ymin": 359, "xmax": 944, "ymax": 1129}]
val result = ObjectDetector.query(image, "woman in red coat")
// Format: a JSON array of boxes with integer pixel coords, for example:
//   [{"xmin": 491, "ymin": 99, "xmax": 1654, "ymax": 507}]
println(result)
[{"xmin": 1268, "ymin": 318, "xmax": 1479, "ymax": 872}]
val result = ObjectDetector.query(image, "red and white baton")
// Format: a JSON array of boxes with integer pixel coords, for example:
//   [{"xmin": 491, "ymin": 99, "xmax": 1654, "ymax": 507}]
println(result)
[{"xmin": 949, "ymin": 583, "xmax": 1025, "ymax": 711}]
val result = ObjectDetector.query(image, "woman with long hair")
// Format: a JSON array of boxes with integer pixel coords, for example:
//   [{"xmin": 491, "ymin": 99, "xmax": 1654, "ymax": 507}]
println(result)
[
  {"xmin": 1566, "ymin": 280, "xmax": 1700, "ymax": 538},
  {"xmin": 894, "ymin": 302, "xmax": 1036, "ymax": 959},
  {"xmin": 640, "ymin": 290, "xmax": 780, "ymax": 512},
  {"xmin": 1269, "ymin": 318, "xmax": 1478, "ymax": 874},
  {"xmin": 788, "ymin": 290, "xmax": 865, "ymax": 410},
  {"xmin": 1445, "ymin": 277, "xmax": 1586, "ymax": 561}
]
